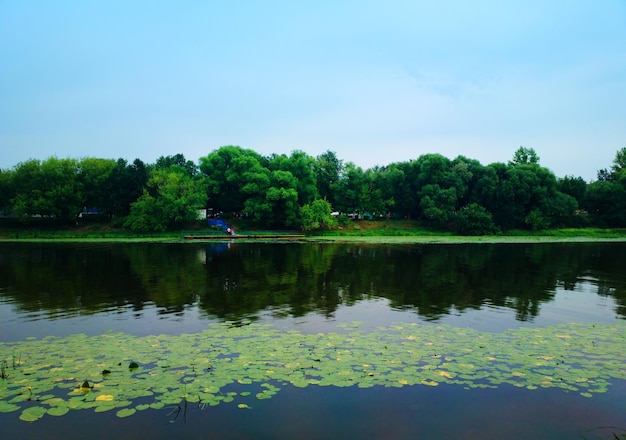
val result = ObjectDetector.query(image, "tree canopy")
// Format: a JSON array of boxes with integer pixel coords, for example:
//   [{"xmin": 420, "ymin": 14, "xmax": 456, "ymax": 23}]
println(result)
[{"xmin": 2, "ymin": 147, "xmax": 626, "ymax": 234}]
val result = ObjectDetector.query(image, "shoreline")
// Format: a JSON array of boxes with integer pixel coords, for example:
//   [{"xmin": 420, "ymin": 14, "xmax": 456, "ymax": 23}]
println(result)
[
  {"xmin": 2, "ymin": 235, "xmax": 626, "ymax": 244},
  {"xmin": 2, "ymin": 221, "xmax": 626, "ymax": 244}
]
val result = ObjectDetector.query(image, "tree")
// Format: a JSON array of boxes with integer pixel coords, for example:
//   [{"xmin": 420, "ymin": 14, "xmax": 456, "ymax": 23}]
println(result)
[
  {"xmin": 100, "ymin": 158, "xmax": 149, "ymax": 219},
  {"xmin": 375, "ymin": 165, "xmax": 404, "ymax": 216},
  {"xmin": 314, "ymin": 150, "xmax": 343, "ymax": 207},
  {"xmin": 270, "ymin": 150, "xmax": 318, "ymax": 206},
  {"xmin": 541, "ymin": 191, "xmax": 580, "ymax": 228},
  {"xmin": 300, "ymin": 199, "xmax": 337, "ymax": 231},
  {"xmin": 414, "ymin": 154, "xmax": 465, "ymax": 226},
  {"xmin": 0, "ymin": 169, "xmax": 15, "ymax": 214},
  {"xmin": 454, "ymin": 203, "xmax": 497, "ymax": 235},
  {"xmin": 509, "ymin": 146, "xmax": 540, "ymax": 166},
  {"xmin": 124, "ymin": 168, "xmax": 207, "ymax": 232},
  {"xmin": 41, "ymin": 157, "xmax": 83, "ymax": 222},
  {"xmin": 482, "ymin": 163, "xmax": 517, "ymax": 230},
  {"xmin": 419, "ymin": 184, "xmax": 457, "ymax": 226},
  {"xmin": 612, "ymin": 147, "xmax": 626, "ymax": 175},
  {"xmin": 387, "ymin": 161, "xmax": 420, "ymax": 218},
  {"xmin": 155, "ymin": 153, "xmax": 198, "ymax": 177},
  {"xmin": 585, "ymin": 148, "xmax": 626, "ymax": 227},
  {"xmin": 416, "ymin": 154, "xmax": 454, "ymax": 187},
  {"xmin": 506, "ymin": 163, "xmax": 564, "ymax": 230},
  {"xmin": 199, "ymin": 146, "xmax": 269, "ymax": 215},
  {"xmin": 557, "ymin": 175, "xmax": 587, "ymax": 207},
  {"xmin": 585, "ymin": 178, "xmax": 626, "ymax": 227},
  {"xmin": 78, "ymin": 157, "xmax": 117, "ymax": 215},
  {"xmin": 452, "ymin": 156, "xmax": 487, "ymax": 207},
  {"xmin": 10, "ymin": 157, "xmax": 82, "ymax": 223},
  {"xmin": 334, "ymin": 162, "xmax": 366, "ymax": 214},
  {"xmin": 245, "ymin": 170, "xmax": 300, "ymax": 228}
]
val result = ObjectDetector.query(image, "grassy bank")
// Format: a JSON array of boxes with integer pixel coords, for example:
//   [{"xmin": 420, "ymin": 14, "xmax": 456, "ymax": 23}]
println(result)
[
  {"xmin": 1, "ymin": 220, "xmax": 626, "ymax": 243},
  {"xmin": 307, "ymin": 220, "xmax": 626, "ymax": 241}
]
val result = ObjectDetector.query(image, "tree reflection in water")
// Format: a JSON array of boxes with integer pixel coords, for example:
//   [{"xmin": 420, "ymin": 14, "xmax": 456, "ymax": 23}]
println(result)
[{"xmin": 0, "ymin": 242, "xmax": 624, "ymax": 325}]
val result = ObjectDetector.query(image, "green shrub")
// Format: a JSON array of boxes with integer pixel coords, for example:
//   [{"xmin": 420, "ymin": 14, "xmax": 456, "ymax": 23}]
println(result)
[
  {"xmin": 454, "ymin": 203, "xmax": 497, "ymax": 236},
  {"xmin": 300, "ymin": 199, "xmax": 337, "ymax": 231}
]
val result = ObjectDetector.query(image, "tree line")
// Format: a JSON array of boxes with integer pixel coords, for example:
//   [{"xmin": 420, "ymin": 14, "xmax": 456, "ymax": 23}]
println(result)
[{"xmin": 0, "ymin": 146, "xmax": 625, "ymax": 234}]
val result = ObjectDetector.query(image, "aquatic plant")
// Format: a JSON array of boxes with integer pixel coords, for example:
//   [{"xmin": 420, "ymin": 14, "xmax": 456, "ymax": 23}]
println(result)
[{"xmin": 1, "ymin": 321, "xmax": 625, "ymax": 422}]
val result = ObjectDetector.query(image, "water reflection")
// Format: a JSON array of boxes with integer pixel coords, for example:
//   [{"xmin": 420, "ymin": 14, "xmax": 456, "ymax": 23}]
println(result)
[{"xmin": 0, "ymin": 242, "xmax": 625, "ymax": 333}]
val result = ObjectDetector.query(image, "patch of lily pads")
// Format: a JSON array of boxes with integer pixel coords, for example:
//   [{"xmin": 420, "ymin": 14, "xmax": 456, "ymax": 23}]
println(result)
[{"xmin": 1, "ymin": 321, "xmax": 625, "ymax": 422}]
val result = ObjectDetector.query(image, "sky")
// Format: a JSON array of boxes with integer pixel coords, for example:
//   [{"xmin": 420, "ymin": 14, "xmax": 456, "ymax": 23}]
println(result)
[{"xmin": 1, "ymin": 1, "xmax": 625, "ymax": 182}]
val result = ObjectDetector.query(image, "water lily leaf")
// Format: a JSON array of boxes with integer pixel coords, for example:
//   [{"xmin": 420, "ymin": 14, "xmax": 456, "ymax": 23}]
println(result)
[
  {"xmin": 2, "ymin": 321, "xmax": 625, "ymax": 422},
  {"xmin": 19, "ymin": 406, "xmax": 46, "ymax": 422},
  {"xmin": 46, "ymin": 406, "xmax": 69, "ymax": 417},
  {"xmin": 0, "ymin": 401, "xmax": 21, "ymax": 413},
  {"xmin": 116, "ymin": 408, "xmax": 136, "ymax": 418}
]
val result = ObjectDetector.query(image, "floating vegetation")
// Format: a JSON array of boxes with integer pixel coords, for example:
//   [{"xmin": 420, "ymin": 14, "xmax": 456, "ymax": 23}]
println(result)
[{"xmin": 1, "ymin": 321, "xmax": 625, "ymax": 422}]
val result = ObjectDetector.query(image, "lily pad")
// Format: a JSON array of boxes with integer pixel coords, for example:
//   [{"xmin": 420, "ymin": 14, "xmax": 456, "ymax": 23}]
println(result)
[
  {"xmin": 116, "ymin": 408, "xmax": 136, "ymax": 418},
  {"xmin": 19, "ymin": 406, "xmax": 46, "ymax": 422},
  {"xmin": 1, "ymin": 321, "xmax": 625, "ymax": 422}
]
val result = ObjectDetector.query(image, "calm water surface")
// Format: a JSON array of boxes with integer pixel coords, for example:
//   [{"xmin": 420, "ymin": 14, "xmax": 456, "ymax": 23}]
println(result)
[{"xmin": 1, "ymin": 241, "xmax": 625, "ymax": 439}]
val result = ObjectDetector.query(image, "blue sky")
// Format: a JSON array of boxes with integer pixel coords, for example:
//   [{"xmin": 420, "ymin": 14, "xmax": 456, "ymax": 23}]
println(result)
[{"xmin": 1, "ymin": 1, "xmax": 625, "ymax": 181}]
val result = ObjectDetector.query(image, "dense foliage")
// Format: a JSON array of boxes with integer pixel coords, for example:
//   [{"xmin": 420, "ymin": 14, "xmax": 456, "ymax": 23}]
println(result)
[{"xmin": 1, "ymin": 147, "xmax": 625, "ymax": 234}]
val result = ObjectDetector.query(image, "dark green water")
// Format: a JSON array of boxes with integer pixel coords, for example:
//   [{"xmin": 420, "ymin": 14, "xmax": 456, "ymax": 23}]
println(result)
[{"xmin": 1, "ymin": 242, "xmax": 625, "ymax": 439}]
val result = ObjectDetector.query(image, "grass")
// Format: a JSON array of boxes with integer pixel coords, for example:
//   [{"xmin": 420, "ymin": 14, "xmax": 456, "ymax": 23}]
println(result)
[
  {"xmin": 310, "ymin": 220, "xmax": 453, "ymax": 237},
  {"xmin": 0, "ymin": 222, "xmax": 180, "ymax": 242},
  {"xmin": 1, "ymin": 219, "xmax": 625, "ymax": 243},
  {"xmin": 308, "ymin": 220, "xmax": 626, "ymax": 242}
]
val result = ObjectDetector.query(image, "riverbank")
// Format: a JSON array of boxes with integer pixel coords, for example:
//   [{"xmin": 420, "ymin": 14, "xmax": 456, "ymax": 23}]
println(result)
[{"xmin": 1, "ymin": 220, "xmax": 626, "ymax": 243}]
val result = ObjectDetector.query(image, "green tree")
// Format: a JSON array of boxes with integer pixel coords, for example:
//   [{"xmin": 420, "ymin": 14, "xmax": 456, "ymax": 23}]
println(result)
[
  {"xmin": 509, "ymin": 146, "xmax": 540, "ymax": 166},
  {"xmin": 454, "ymin": 203, "xmax": 497, "ymax": 235},
  {"xmin": 359, "ymin": 168, "xmax": 386, "ymax": 216},
  {"xmin": 300, "ymin": 199, "xmax": 337, "ymax": 231},
  {"xmin": 100, "ymin": 158, "xmax": 149, "ymax": 219},
  {"xmin": 42, "ymin": 157, "xmax": 83, "ymax": 222},
  {"xmin": 585, "ymin": 178, "xmax": 626, "ymax": 227},
  {"xmin": 11, "ymin": 157, "xmax": 82, "ymax": 223},
  {"xmin": 557, "ymin": 175, "xmax": 587, "ymax": 207},
  {"xmin": 612, "ymin": 147, "xmax": 626, "ymax": 174},
  {"xmin": 539, "ymin": 191, "xmax": 580, "ymax": 228},
  {"xmin": 496, "ymin": 147, "xmax": 577, "ymax": 230},
  {"xmin": 0, "ymin": 169, "xmax": 15, "ymax": 214},
  {"xmin": 314, "ymin": 150, "xmax": 343, "ymax": 207},
  {"xmin": 452, "ymin": 156, "xmax": 488, "ymax": 208},
  {"xmin": 506, "ymin": 163, "xmax": 560, "ymax": 230},
  {"xmin": 416, "ymin": 154, "xmax": 454, "ymax": 187},
  {"xmin": 478, "ymin": 162, "xmax": 517, "ymax": 230},
  {"xmin": 155, "ymin": 153, "xmax": 198, "ymax": 177},
  {"xmin": 414, "ymin": 154, "xmax": 465, "ymax": 226},
  {"xmin": 375, "ymin": 164, "xmax": 404, "ymax": 216},
  {"xmin": 334, "ymin": 162, "xmax": 366, "ymax": 214},
  {"xmin": 419, "ymin": 184, "xmax": 457, "ymax": 226},
  {"xmin": 124, "ymin": 168, "xmax": 207, "ymax": 232},
  {"xmin": 388, "ymin": 161, "xmax": 420, "ymax": 218},
  {"xmin": 78, "ymin": 157, "xmax": 117, "ymax": 215},
  {"xmin": 9, "ymin": 159, "xmax": 44, "ymax": 219},
  {"xmin": 270, "ymin": 150, "xmax": 318, "ymax": 206},
  {"xmin": 585, "ymin": 148, "xmax": 626, "ymax": 227},
  {"xmin": 199, "ymin": 146, "xmax": 269, "ymax": 215},
  {"xmin": 246, "ymin": 170, "xmax": 300, "ymax": 228}
]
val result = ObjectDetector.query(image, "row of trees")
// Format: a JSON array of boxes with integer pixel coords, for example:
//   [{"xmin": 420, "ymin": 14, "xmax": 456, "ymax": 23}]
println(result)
[{"xmin": 1, "ymin": 147, "xmax": 625, "ymax": 234}]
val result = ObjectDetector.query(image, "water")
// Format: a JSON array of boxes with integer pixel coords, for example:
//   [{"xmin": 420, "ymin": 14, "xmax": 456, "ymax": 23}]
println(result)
[{"xmin": 1, "ymin": 241, "xmax": 625, "ymax": 439}]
